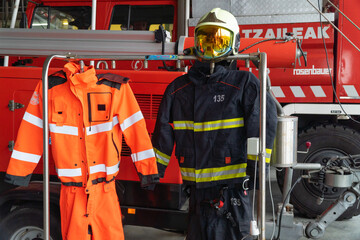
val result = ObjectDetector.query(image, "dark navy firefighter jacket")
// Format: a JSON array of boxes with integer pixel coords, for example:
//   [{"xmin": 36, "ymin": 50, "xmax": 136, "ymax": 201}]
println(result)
[{"xmin": 152, "ymin": 61, "xmax": 278, "ymax": 189}]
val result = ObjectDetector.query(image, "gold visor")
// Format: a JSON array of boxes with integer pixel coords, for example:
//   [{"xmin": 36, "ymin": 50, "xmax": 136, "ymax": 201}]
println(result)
[{"xmin": 195, "ymin": 25, "xmax": 233, "ymax": 60}]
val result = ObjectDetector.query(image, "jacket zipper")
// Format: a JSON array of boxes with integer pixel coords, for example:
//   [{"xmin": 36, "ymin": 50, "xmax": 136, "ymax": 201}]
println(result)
[
  {"xmin": 111, "ymin": 132, "xmax": 120, "ymax": 159},
  {"xmin": 87, "ymin": 93, "xmax": 92, "ymax": 131}
]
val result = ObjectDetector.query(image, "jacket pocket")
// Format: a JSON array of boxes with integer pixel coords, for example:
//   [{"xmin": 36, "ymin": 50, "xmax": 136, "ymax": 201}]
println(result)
[
  {"xmin": 176, "ymin": 147, "xmax": 193, "ymax": 165},
  {"xmin": 87, "ymin": 92, "xmax": 112, "ymax": 122},
  {"xmin": 213, "ymin": 147, "xmax": 232, "ymax": 164},
  {"xmin": 52, "ymin": 99, "xmax": 66, "ymax": 126}
]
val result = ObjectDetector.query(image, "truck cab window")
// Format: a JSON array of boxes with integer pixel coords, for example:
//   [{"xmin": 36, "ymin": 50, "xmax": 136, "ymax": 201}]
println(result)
[
  {"xmin": 110, "ymin": 5, "xmax": 174, "ymax": 39},
  {"xmin": 31, "ymin": 6, "xmax": 91, "ymax": 29}
]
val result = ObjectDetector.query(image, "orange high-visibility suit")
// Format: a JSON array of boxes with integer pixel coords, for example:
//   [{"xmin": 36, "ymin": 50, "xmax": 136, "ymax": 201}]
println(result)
[{"xmin": 5, "ymin": 62, "xmax": 159, "ymax": 240}]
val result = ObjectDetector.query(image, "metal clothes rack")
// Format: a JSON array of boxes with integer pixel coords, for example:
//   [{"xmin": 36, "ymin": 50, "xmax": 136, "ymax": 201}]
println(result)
[{"xmin": 41, "ymin": 52, "xmax": 268, "ymax": 240}]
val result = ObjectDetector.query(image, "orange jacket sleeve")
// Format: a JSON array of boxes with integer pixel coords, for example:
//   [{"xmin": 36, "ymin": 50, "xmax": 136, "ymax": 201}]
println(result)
[
  {"xmin": 5, "ymin": 81, "xmax": 44, "ymax": 186},
  {"xmin": 115, "ymin": 83, "xmax": 159, "ymax": 187}
]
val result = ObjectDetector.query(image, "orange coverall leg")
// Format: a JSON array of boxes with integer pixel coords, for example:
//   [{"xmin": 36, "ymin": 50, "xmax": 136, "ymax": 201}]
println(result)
[{"xmin": 59, "ymin": 181, "xmax": 124, "ymax": 240}]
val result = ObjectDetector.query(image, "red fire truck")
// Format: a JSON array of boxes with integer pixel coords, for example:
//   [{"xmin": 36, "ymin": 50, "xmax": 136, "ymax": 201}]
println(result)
[{"xmin": 1, "ymin": 0, "xmax": 360, "ymax": 239}]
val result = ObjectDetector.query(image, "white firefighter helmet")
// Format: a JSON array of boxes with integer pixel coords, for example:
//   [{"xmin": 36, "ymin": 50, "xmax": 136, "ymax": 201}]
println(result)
[{"xmin": 194, "ymin": 8, "xmax": 240, "ymax": 61}]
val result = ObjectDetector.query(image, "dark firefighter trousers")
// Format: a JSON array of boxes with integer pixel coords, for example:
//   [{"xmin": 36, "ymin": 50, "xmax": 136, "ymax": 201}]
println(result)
[{"xmin": 186, "ymin": 184, "xmax": 252, "ymax": 240}]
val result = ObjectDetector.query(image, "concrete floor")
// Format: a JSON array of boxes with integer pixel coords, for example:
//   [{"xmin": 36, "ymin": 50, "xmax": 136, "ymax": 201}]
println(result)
[
  {"xmin": 123, "ymin": 214, "xmax": 360, "ymax": 240},
  {"xmin": 123, "ymin": 168, "xmax": 360, "ymax": 240}
]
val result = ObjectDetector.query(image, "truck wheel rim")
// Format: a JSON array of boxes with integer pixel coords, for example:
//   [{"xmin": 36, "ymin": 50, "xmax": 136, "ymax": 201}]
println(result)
[
  {"xmin": 10, "ymin": 226, "xmax": 53, "ymax": 240},
  {"xmin": 303, "ymin": 148, "xmax": 346, "ymax": 198}
]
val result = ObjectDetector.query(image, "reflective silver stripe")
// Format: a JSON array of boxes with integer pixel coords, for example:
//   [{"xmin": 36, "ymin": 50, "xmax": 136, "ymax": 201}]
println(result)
[
  {"xmin": 120, "ymin": 111, "xmax": 144, "ymax": 131},
  {"xmin": 290, "ymin": 86, "xmax": 305, "ymax": 98},
  {"xmin": 310, "ymin": 86, "xmax": 326, "ymax": 97},
  {"xmin": 344, "ymin": 85, "xmax": 359, "ymax": 97},
  {"xmin": 49, "ymin": 124, "xmax": 78, "ymax": 136},
  {"xmin": 86, "ymin": 116, "xmax": 119, "ymax": 135},
  {"xmin": 271, "ymin": 86, "xmax": 285, "ymax": 98},
  {"xmin": 89, "ymin": 162, "xmax": 120, "ymax": 175},
  {"xmin": 56, "ymin": 168, "xmax": 82, "ymax": 177},
  {"xmin": 90, "ymin": 164, "xmax": 106, "ymax": 174},
  {"xmin": 173, "ymin": 121, "xmax": 194, "ymax": 130},
  {"xmin": 11, "ymin": 150, "xmax": 41, "ymax": 163},
  {"xmin": 23, "ymin": 112, "xmax": 43, "ymax": 128},
  {"xmin": 106, "ymin": 162, "xmax": 120, "ymax": 175},
  {"xmin": 131, "ymin": 149, "xmax": 155, "ymax": 162}
]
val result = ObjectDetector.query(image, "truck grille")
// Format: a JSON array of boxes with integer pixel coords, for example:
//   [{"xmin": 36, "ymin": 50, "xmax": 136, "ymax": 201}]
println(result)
[{"xmin": 120, "ymin": 94, "xmax": 162, "ymax": 156}]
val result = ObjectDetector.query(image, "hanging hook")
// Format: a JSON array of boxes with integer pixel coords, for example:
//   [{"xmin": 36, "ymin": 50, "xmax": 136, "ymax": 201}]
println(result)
[{"xmin": 79, "ymin": 60, "xmax": 85, "ymax": 73}]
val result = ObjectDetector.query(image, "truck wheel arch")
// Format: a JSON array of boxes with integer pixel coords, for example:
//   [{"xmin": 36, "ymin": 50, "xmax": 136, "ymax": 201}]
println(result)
[
  {"xmin": 0, "ymin": 182, "xmax": 61, "ymax": 220},
  {"xmin": 0, "ymin": 207, "xmax": 61, "ymax": 240}
]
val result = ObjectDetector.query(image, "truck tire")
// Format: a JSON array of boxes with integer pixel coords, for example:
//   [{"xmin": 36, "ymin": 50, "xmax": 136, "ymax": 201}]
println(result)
[
  {"xmin": 0, "ymin": 207, "xmax": 62, "ymax": 240},
  {"xmin": 276, "ymin": 124, "xmax": 360, "ymax": 220}
]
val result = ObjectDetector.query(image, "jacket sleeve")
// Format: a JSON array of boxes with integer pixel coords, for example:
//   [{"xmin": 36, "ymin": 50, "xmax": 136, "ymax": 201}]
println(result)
[
  {"xmin": 151, "ymin": 84, "xmax": 175, "ymax": 179},
  {"xmin": 115, "ymin": 83, "xmax": 159, "ymax": 187},
  {"xmin": 5, "ymin": 81, "xmax": 44, "ymax": 187},
  {"xmin": 243, "ymin": 72, "xmax": 278, "ymax": 189}
]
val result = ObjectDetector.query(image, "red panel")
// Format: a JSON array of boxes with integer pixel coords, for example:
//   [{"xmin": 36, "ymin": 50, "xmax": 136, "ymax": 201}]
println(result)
[{"xmin": 335, "ymin": 0, "xmax": 360, "ymax": 103}]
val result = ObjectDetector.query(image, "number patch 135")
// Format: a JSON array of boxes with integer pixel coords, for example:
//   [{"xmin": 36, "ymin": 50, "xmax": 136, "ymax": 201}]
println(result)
[{"xmin": 213, "ymin": 94, "xmax": 225, "ymax": 102}]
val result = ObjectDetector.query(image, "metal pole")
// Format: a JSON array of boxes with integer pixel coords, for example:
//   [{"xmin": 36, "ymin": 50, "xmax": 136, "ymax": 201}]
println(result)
[
  {"xmin": 4, "ymin": 0, "xmax": 20, "ymax": 66},
  {"xmin": 42, "ymin": 54, "xmax": 67, "ymax": 240},
  {"xmin": 184, "ymin": 0, "xmax": 190, "ymax": 37},
  {"xmin": 258, "ymin": 52, "xmax": 267, "ymax": 240},
  {"xmin": 282, "ymin": 168, "xmax": 294, "ymax": 204},
  {"xmin": 91, "ymin": 0, "xmax": 96, "ymax": 30},
  {"xmin": 90, "ymin": 0, "xmax": 97, "ymax": 66}
]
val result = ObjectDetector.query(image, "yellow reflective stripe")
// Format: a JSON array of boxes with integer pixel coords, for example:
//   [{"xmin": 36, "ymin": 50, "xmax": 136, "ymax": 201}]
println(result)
[
  {"xmin": 154, "ymin": 148, "xmax": 171, "ymax": 166},
  {"xmin": 247, "ymin": 156, "xmax": 270, "ymax": 163},
  {"xmin": 247, "ymin": 148, "xmax": 272, "ymax": 163},
  {"xmin": 194, "ymin": 118, "xmax": 244, "ymax": 131},
  {"xmin": 173, "ymin": 121, "xmax": 194, "ymax": 130},
  {"xmin": 173, "ymin": 118, "xmax": 244, "ymax": 132},
  {"xmin": 180, "ymin": 163, "xmax": 247, "ymax": 182},
  {"xmin": 182, "ymin": 172, "xmax": 247, "ymax": 182}
]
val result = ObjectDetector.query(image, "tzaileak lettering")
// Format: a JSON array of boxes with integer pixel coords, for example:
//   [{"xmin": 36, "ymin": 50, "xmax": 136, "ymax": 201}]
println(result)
[{"xmin": 242, "ymin": 26, "xmax": 330, "ymax": 39}]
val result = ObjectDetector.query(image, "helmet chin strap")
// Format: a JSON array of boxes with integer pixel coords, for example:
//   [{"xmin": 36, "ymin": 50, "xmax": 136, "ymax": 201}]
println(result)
[{"xmin": 210, "ymin": 61, "xmax": 215, "ymax": 74}]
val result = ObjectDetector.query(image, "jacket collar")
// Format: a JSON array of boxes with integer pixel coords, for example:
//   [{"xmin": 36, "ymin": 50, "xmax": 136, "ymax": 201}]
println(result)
[
  {"xmin": 64, "ymin": 62, "xmax": 97, "ymax": 86},
  {"xmin": 188, "ymin": 61, "xmax": 228, "ymax": 85}
]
